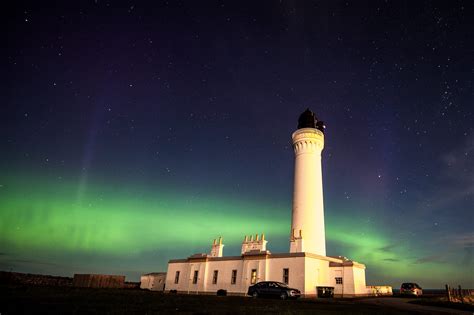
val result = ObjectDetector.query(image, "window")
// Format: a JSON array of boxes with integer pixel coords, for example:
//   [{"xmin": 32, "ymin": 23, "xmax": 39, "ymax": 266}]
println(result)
[
  {"xmin": 335, "ymin": 277, "xmax": 343, "ymax": 284},
  {"xmin": 231, "ymin": 270, "xmax": 237, "ymax": 284},
  {"xmin": 192, "ymin": 270, "xmax": 199, "ymax": 284},
  {"xmin": 251, "ymin": 269, "xmax": 257, "ymax": 284},
  {"xmin": 282, "ymin": 268, "xmax": 289, "ymax": 284},
  {"xmin": 174, "ymin": 271, "xmax": 180, "ymax": 284},
  {"xmin": 212, "ymin": 270, "xmax": 218, "ymax": 284}
]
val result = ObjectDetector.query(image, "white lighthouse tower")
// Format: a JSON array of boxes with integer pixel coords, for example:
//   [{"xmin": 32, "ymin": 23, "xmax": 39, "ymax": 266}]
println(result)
[
  {"xmin": 290, "ymin": 109, "xmax": 326, "ymax": 256},
  {"xmin": 164, "ymin": 109, "xmax": 374, "ymax": 297}
]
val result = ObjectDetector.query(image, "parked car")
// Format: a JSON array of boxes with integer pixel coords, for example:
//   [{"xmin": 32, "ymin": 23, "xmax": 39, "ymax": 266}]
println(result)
[
  {"xmin": 247, "ymin": 281, "xmax": 301, "ymax": 300},
  {"xmin": 400, "ymin": 283, "xmax": 423, "ymax": 296}
]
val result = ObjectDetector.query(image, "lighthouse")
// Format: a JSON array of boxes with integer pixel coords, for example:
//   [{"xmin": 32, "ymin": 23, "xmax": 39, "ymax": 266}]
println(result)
[
  {"xmin": 290, "ymin": 109, "xmax": 326, "ymax": 255},
  {"xmin": 164, "ymin": 109, "xmax": 373, "ymax": 297}
]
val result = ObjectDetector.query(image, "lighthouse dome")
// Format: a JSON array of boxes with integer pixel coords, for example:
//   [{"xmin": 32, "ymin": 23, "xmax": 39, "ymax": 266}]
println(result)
[{"xmin": 297, "ymin": 108, "xmax": 325, "ymax": 133}]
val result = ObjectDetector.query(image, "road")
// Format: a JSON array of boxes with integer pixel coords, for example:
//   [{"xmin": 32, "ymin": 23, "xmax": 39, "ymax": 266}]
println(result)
[{"xmin": 359, "ymin": 297, "xmax": 472, "ymax": 315}]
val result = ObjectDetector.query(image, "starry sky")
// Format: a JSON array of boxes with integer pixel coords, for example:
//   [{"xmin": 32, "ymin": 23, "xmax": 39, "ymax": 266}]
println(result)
[{"xmin": 1, "ymin": 1, "xmax": 473, "ymax": 288}]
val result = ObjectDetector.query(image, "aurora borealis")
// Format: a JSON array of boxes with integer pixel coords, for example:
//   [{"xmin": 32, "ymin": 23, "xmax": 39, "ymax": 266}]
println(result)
[{"xmin": 2, "ymin": 1, "xmax": 473, "ymax": 288}]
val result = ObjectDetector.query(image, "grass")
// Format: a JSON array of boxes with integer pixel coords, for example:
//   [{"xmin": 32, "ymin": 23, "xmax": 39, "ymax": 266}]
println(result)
[
  {"xmin": 409, "ymin": 296, "xmax": 474, "ymax": 312},
  {"xmin": 0, "ymin": 285, "xmax": 461, "ymax": 314}
]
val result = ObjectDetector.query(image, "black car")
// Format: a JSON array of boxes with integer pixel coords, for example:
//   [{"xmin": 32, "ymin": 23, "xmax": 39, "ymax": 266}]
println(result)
[{"xmin": 247, "ymin": 281, "xmax": 301, "ymax": 300}]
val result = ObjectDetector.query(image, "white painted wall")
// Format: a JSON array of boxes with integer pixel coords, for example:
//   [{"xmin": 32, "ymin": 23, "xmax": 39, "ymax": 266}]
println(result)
[
  {"xmin": 266, "ymin": 257, "xmax": 305, "ymax": 291},
  {"xmin": 165, "ymin": 255, "xmax": 370, "ymax": 296},
  {"xmin": 140, "ymin": 274, "xmax": 166, "ymax": 291},
  {"xmin": 290, "ymin": 128, "xmax": 326, "ymax": 256},
  {"xmin": 304, "ymin": 257, "xmax": 332, "ymax": 295},
  {"xmin": 329, "ymin": 264, "xmax": 367, "ymax": 296},
  {"xmin": 166, "ymin": 257, "xmax": 308, "ymax": 295},
  {"xmin": 205, "ymin": 260, "xmax": 244, "ymax": 293},
  {"xmin": 352, "ymin": 266, "xmax": 367, "ymax": 294}
]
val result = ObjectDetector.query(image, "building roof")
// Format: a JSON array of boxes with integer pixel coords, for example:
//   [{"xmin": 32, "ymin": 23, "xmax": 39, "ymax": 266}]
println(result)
[
  {"xmin": 329, "ymin": 261, "xmax": 366, "ymax": 269},
  {"xmin": 142, "ymin": 272, "xmax": 166, "ymax": 276},
  {"xmin": 168, "ymin": 251, "xmax": 365, "ymax": 267}
]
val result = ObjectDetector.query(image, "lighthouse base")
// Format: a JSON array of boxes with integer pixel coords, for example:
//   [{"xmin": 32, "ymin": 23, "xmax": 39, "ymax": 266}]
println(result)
[{"xmin": 164, "ymin": 251, "xmax": 378, "ymax": 297}]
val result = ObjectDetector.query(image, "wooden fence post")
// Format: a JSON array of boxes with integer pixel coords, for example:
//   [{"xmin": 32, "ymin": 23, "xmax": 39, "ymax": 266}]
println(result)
[
  {"xmin": 445, "ymin": 284, "xmax": 451, "ymax": 302},
  {"xmin": 458, "ymin": 285, "xmax": 463, "ymax": 304}
]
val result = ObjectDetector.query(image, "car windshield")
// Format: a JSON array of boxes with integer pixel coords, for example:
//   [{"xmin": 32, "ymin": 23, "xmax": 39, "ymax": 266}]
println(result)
[{"xmin": 275, "ymin": 282, "xmax": 289, "ymax": 288}]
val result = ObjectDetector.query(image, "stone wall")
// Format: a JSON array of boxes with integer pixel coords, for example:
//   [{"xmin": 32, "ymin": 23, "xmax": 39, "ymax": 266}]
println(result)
[
  {"xmin": 0, "ymin": 271, "xmax": 140, "ymax": 289},
  {"xmin": 0, "ymin": 271, "xmax": 72, "ymax": 286},
  {"xmin": 73, "ymin": 274, "xmax": 125, "ymax": 288},
  {"xmin": 124, "ymin": 281, "xmax": 140, "ymax": 289}
]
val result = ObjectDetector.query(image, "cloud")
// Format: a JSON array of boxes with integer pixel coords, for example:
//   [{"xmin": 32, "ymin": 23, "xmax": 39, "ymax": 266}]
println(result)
[
  {"xmin": 452, "ymin": 235, "xmax": 474, "ymax": 248},
  {"xmin": 441, "ymin": 134, "xmax": 474, "ymax": 183},
  {"xmin": 412, "ymin": 135, "xmax": 474, "ymax": 217},
  {"xmin": 443, "ymin": 232, "xmax": 474, "ymax": 249},
  {"xmin": 378, "ymin": 244, "xmax": 397, "ymax": 252},
  {"xmin": 436, "ymin": 135, "xmax": 474, "ymax": 206},
  {"xmin": 462, "ymin": 245, "xmax": 472, "ymax": 266},
  {"xmin": 422, "ymin": 185, "xmax": 474, "ymax": 213},
  {"xmin": 6, "ymin": 259, "xmax": 58, "ymax": 266},
  {"xmin": 413, "ymin": 255, "xmax": 446, "ymax": 264}
]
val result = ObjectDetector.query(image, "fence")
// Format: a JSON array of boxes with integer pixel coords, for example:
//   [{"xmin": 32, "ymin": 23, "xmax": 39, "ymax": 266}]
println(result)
[
  {"xmin": 445, "ymin": 284, "xmax": 474, "ymax": 304},
  {"xmin": 366, "ymin": 285, "xmax": 393, "ymax": 296},
  {"xmin": 73, "ymin": 274, "xmax": 125, "ymax": 288}
]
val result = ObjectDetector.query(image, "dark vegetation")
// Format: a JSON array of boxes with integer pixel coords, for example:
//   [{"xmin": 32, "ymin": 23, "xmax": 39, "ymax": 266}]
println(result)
[
  {"xmin": 0, "ymin": 285, "xmax": 460, "ymax": 315},
  {"xmin": 0, "ymin": 270, "xmax": 73, "ymax": 287},
  {"xmin": 409, "ymin": 298, "xmax": 474, "ymax": 312},
  {"xmin": 2, "ymin": 272, "xmax": 471, "ymax": 314},
  {"xmin": 0, "ymin": 271, "xmax": 139, "ymax": 289}
]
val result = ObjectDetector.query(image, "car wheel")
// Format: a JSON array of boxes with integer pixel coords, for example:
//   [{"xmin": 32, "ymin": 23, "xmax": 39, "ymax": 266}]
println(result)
[
  {"xmin": 280, "ymin": 292, "xmax": 288, "ymax": 300},
  {"xmin": 252, "ymin": 291, "xmax": 258, "ymax": 298}
]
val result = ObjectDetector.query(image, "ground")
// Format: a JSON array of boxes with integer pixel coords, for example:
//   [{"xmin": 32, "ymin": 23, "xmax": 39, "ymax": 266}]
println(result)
[{"xmin": 1, "ymin": 285, "xmax": 472, "ymax": 314}]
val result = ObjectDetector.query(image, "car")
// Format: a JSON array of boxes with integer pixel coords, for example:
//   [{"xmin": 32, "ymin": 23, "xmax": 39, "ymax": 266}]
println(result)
[
  {"xmin": 247, "ymin": 281, "xmax": 301, "ymax": 300},
  {"xmin": 400, "ymin": 283, "xmax": 423, "ymax": 296}
]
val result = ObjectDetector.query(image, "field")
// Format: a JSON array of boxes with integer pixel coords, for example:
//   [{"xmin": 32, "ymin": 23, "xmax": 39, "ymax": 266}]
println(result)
[{"xmin": 1, "ymin": 285, "xmax": 473, "ymax": 314}]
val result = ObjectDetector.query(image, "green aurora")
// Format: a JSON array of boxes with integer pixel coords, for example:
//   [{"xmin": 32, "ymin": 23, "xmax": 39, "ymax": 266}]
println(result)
[{"xmin": 1, "ymin": 172, "xmax": 467, "ymax": 287}]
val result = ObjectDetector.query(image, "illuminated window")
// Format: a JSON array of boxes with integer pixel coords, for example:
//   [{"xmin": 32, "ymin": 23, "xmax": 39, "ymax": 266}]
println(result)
[
  {"xmin": 231, "ymin": 270, "xmax": 237, "ymax": 284},
  {"xmin": 251, "ymin": 269, "xmax": 257, "ymax": 284},
  {"xmin": 335, "ymin": 277, "xmax": 343, "ymax": 284},
  {"xmin": 192, "ymin": 270, "xmax": 199, "ymax": 284},
  {"xmin": 283, "ymin": 268, "xmax": 289, "ymax": 284},
  {"xmin": 174, "ymin": 271, "xmax": 180, "ymax": 284},
  {"xmin": 212, "ymin": 270, "xmax": 218, "ymax": 284}
]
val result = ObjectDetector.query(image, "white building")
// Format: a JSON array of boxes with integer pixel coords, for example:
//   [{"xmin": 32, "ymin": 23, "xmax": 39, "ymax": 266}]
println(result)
[
  {"xmin": 140, "ymin": 272, "xmax": 166, "ymax": 291},
  {"xmin": 164, "ymin": 109, "xmax": 388, "ymax": 297}
]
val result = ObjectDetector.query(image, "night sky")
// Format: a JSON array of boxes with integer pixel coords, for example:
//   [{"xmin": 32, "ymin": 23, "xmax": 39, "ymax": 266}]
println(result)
[{"xmin": 2, "ymin": 1, "xmax": 473, "ymax": 288}]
